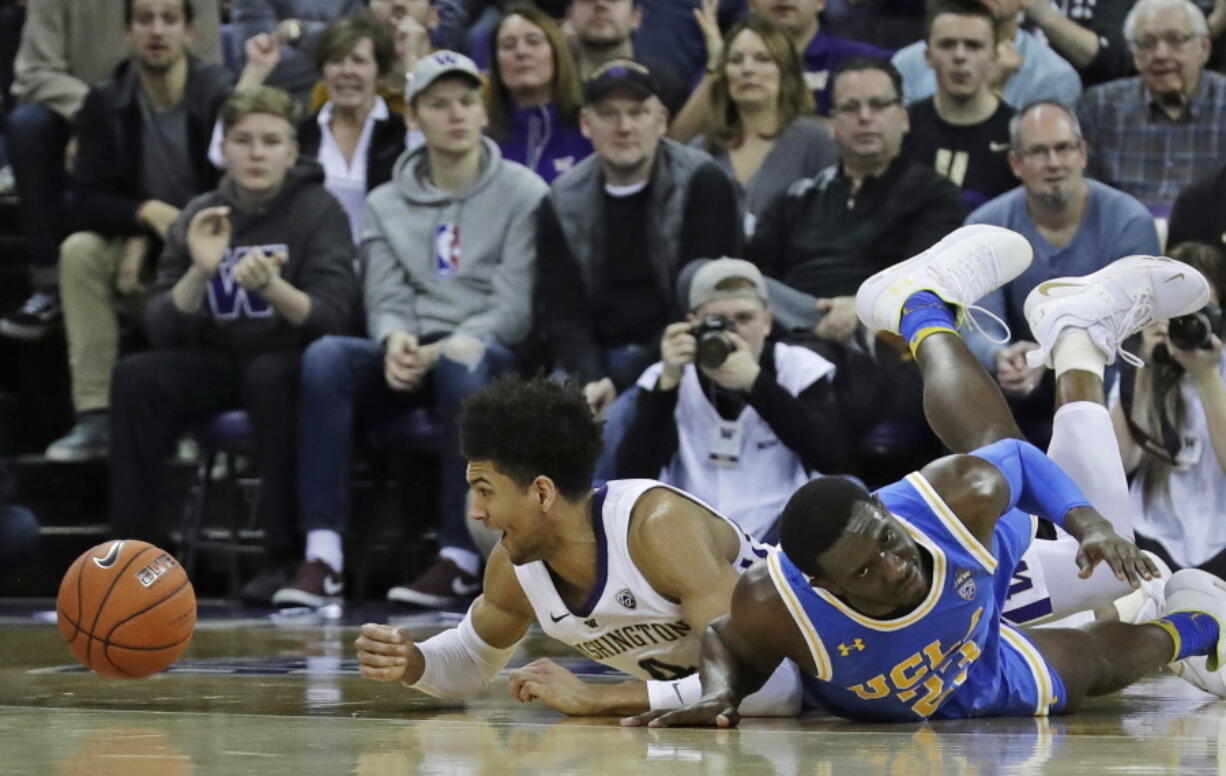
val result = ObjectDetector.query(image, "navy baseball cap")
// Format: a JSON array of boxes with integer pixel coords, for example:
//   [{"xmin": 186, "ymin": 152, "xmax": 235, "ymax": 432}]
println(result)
[{"xmin": 583, "ymin": 58, "xmax": 661, "ymax": 104}]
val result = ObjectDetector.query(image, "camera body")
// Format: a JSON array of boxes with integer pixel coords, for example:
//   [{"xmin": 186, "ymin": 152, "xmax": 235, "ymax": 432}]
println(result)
[
  {"xmin": 693, "ymin": 314, "xmax": 735, "ymax": 369},
  {"xmin": 1154, "ymin": 304, "xmax": 1224, "ymax": 364}
]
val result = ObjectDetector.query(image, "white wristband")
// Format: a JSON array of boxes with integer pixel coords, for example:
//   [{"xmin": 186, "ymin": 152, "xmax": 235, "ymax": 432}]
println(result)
[{"xmin": 646, "ymin": 672, "xmax": 703, "ymax": 710}]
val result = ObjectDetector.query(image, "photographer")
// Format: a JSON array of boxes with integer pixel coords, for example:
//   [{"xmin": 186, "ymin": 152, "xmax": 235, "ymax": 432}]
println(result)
[
  {"xmin": 1111, "ymin": 242, "xmax": 1226, "ymax": 579},
  {"xmin": 617, "ymin": 258, "xmax": 848, "ymax": 541}
]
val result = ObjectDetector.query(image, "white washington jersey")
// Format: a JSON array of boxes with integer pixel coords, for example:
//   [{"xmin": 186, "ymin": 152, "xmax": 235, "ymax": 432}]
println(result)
[
  {"xmin": 512, "ymin": 478, "xmax": 769, "ymax": 681},
  {"xmin": 637, "ymin": 341, "xmax": 835, "ymax": 540}
]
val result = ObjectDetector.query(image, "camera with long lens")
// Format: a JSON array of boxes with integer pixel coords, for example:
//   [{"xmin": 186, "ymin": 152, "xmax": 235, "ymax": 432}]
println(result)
[
  {"xmin": 1154, "ymin": 304, "xmax": 1224, "ymax": 364},
  {"xmin": 693, "ymin": 314, "xmax": 735, "ymax": 369}
]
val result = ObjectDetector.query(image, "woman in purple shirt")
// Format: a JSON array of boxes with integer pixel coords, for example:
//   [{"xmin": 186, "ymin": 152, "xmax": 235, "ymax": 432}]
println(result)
[{"xmin": 485, "ymin": 5, "xmax": 592, "ymax": 182}]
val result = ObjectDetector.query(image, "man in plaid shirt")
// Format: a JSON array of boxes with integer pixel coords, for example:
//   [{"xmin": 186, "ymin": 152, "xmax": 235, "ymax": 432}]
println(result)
[{"xmin": 1077, "ymin": 0, "xmax": 1226, "ymax": 209}]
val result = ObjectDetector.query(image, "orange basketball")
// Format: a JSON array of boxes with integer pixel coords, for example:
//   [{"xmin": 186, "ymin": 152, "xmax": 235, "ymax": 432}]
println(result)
[{"xmin": 56, "ymin": 539, "xmax": 197, "ymax": 679}]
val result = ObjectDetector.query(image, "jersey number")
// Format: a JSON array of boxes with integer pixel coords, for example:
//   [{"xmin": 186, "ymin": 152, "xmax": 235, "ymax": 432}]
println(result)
[{"xmin": 638, "ymin": 658, "xmax": 695, "ymax": 681}]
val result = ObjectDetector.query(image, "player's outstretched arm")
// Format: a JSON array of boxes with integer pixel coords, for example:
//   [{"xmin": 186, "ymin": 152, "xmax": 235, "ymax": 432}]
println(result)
[
  {"xmin": 354, "ymin": 544, "xmax": 534, "ymax": 697},
  {"xmin": 925, "ymin": 440, "xmax": 1159, "ymax": 587},
  {"xmin": 622, "ymin": 563, "xmax": 805, "ymax": 729},
  {"xmin": 507, "ymin": 657, "xmax": 650, "ymax": 716}
]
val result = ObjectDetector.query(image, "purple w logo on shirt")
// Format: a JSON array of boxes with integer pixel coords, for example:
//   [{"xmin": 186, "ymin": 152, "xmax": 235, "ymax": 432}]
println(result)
[{"xmin": 206, "ymin": 244, "xmax": 288, "ymax": 320}]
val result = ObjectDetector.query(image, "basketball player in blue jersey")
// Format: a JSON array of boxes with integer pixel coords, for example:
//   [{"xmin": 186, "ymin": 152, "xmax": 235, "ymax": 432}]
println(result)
[
  {"xmin": 625, "ymin": 224, "xmax": 1226, "ymax": 726},
  {"xmin": 353, "ymin": 376, "xmax": 803, "ymax": 717}
]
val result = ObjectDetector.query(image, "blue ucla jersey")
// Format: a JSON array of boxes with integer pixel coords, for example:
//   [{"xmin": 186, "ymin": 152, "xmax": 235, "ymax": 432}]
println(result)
[{"xmin": 769, "ymin": 472, "xmax": 1065, "ymax": 721}]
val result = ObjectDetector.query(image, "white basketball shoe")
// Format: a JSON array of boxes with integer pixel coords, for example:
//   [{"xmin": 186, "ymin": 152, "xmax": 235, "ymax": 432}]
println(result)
[
  {"xmin": 855, "ymin": 224, "xmax": 1034, "ymax": 340},
  {"xmin": 1023, "ymin": 256, "xmax": 1210, "ymax": 370},
  {"xmin": 1163, "ymin": 568, "xmax": 1226, "ymax": 698}
]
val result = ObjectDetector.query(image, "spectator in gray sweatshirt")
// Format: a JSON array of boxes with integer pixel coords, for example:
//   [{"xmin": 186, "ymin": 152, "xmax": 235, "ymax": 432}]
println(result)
[{"xmin": 274, "ymin": 51, "xmax": 548, "ymax": 612}]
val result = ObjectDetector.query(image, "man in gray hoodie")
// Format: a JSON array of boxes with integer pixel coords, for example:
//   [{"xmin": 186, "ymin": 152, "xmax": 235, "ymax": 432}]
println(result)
[
  {"xmin": 274, "ymin": 51, "xmax": 549, "ymax": 611},
  {"xmin": 110, "ymin": 86, "xmax": 359, "ymax": 603}
]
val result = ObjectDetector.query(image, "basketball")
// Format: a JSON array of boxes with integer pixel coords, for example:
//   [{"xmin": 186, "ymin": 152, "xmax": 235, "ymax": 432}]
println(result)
[{"xmin": 56, "ymin": 539, "xmax": 197, "ymax": 679}]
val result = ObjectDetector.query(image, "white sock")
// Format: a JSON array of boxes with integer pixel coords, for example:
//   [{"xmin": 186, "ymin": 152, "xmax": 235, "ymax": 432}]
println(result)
[
  {"xmin": 1047, "ymin": 401, "xmax": 1134, "ymax": 539},
  {"xmin": 1052, "ymin": 330, "xmax": 1106, "ymax": 380},
  {"xmin": 305, "ymin": 529, "xmax": 343, "ymax": 573},
  {"xmin": 439, "ymin": 546, "xmax": 481, "ymax": 576}
]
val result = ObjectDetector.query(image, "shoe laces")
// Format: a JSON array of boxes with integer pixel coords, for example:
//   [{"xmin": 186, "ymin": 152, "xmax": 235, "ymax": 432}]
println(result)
[
  {"xmin": 1109, "ymin": 294, "xmax": 1152, "ymax": 368},
  {"xmin": 926, "ymin": 244, "xmax": 1013, "ymax": 345}
]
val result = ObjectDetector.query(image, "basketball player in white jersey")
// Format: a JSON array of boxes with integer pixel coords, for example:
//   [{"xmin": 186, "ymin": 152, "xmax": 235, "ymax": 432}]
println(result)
[{"xmin": 354, "ymin": 375, "xmax": 802, "ymax": 716}]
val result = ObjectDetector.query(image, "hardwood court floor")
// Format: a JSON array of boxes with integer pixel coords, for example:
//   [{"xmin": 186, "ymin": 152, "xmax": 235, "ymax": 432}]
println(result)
[{"xmin": 2, "ymin": 601, "xmax": 1224, "ymax": 775}]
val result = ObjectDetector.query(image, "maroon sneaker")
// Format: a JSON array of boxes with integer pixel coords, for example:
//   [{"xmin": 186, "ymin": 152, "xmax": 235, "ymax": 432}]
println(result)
[
  {"xmin": 272, "ymin": 559, "xmax": 343, "ymax": 608},
  {"xmin": 387, "ymin": 557, "xmax": 480, "ymax": 609}
]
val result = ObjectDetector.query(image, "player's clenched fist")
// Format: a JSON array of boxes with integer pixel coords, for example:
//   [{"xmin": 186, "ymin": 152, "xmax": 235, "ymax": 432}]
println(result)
[{"xmin": 355, "ymin": 623, "xmax": 425, "ymax": 684}]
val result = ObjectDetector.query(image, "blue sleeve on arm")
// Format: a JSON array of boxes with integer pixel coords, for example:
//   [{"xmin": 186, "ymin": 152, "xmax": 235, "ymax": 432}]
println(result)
[{"xmin": 969, "ymin": 438, "xmax": 1092, "ymax": 527}]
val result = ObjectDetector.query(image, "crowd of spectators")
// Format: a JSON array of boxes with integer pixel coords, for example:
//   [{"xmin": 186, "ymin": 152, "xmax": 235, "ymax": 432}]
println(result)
[{"xmin": 2, "ymin": 0, "xmax": 1226, "ymax": 605}]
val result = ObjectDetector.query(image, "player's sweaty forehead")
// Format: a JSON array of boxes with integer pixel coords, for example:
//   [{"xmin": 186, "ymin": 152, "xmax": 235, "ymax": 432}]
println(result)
[{"xmin": 844, "ymin": 501, "xmax": 892, "ymax": 541}]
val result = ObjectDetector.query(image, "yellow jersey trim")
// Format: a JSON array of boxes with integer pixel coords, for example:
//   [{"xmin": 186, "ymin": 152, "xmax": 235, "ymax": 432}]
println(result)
[
  {"xmin": 906, "ymin": 472, "xmax": 998, "ymax": 574},
  {"xmin": 1001, "ymin": 625, "xmax": 1058, "ymax": 716},
  {"xmin": 767, "ymin": 551, "xmax": 833, "ymax": 681},
  {"xmin": 812, "ymin": 513, "xmax": 949, "ymax": 632}
]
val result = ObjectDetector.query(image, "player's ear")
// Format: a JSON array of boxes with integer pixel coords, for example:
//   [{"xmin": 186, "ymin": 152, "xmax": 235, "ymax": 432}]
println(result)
[{"xmin": 532, "ymin": 475, "xmax": 557, "ymax": 511}]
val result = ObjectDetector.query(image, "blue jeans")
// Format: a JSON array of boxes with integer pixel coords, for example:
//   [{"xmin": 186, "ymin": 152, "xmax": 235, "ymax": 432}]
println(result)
[
  {"xmin": 591, "ymin": 343, "xmax": 656, "ymax": 484},
  {"xmin": 8, "ymin": 102, "xmax": 70, "ymax": 288},
  {"xmin": 297, "ymin": 335, "xmax": 517, "ymax": 552}
]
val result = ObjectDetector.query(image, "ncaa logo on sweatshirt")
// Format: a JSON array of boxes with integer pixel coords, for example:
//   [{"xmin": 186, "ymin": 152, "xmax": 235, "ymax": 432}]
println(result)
[
  {"xmin": 208, "ymin": 244, "xmax": 287, "ymax": 320},
  {"xmin": 434, "ymin": 223, "xmax": 461, "ymax": 278}
]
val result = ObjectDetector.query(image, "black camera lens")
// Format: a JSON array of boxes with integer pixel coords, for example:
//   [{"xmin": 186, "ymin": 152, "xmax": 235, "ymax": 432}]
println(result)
[
  {"xmin": 1169, "ymin": 311, "xmax": 1213, "ymax": 351},
  {"xmin": 693, "ymin": 314, "xmax": 734, "ymax": 369},
  {"xmin": 696, "ymin": 333, "xmax": 733, "ymax": 369}
]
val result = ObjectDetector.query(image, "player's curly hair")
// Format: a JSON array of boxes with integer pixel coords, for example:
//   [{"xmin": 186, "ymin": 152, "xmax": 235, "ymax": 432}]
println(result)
[
  {"xmin": 779, "ymin": 476, "xmax": 874, "ymax": 578},
  {"xmin": 460, "ymin": 376, "xmax": 603, "ymax": 501}
]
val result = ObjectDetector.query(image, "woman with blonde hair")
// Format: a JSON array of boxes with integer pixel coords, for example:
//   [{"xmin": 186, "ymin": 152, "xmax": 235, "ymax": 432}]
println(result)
[
  {"xmin": 486, "ymin": 4, "xmax": 591, "ymax": 182},
  {"xmin": 695, "ymin": 16, "xmax": 836, "ymax": 237}
]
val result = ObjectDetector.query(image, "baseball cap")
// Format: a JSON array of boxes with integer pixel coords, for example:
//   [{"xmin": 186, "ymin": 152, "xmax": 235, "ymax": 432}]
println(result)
[
  {"xmin": 405, "ymin": 50, "xmax": 482, "ymax": 105},
  {"xmin": 583, "ymin": 58, "xmax": 661, "ymax": 104},
  {"xmin": 689, "ymin": 258, "xmax": 770, "ymax": 311}
]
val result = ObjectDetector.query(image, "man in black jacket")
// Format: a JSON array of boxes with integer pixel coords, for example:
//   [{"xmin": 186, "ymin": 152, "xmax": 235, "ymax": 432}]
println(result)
[
  {"xmin": 617, "ymin": 258, "xmax": 847, "ymax": 542},
  {"xmin": 46, "ymin": 0, "xmax": 232, "ymax": 462},
  {"xmin": 744, "ymin": 58, "xmax": 966, "ymax": 477},
  {"xmin": 535, "ymin": 60, "xmax": 740, "ymax": 419}
]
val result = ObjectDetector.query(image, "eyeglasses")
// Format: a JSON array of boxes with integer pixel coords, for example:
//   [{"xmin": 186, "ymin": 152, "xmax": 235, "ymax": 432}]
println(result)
[
  {"xmin": 832, "ymin": 96, "xmax": 901, "ymax": 116},
  {"xmin": 1130, "ymin": 32, "xmax": 1201, "ymax": 53},
  {"xmin": 1017, "ymin": 141, "xmax": 1082, "ymax": 161}
]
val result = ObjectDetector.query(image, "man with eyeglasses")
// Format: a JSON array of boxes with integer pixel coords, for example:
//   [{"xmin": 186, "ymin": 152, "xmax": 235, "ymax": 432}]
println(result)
[
  {"xmin": 1077, "ymin": 0, "xmax": 1226, "ymax": 208},
  {"xmin": 744, "ymin": 57, "xmax": 965, "ymax": 480},
  {"xmin": 536, "ymin": 59, "xmax": 739, "ymax": 435},
  {"xmin": 963, "ymin": 101, "xmax": 1158, "ymax": 422}
]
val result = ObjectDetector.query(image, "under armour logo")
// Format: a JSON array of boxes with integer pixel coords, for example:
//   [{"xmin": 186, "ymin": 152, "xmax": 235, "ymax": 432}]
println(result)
[{"xmin": 838, "ymin": 639, "xmax": 866, "ymax": 656}]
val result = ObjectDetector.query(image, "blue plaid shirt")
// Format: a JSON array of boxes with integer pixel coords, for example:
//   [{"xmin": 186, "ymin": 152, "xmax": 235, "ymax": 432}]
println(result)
[{"xmin": 1078, "ymin": 72, "xmax": 1226, "ymax": 208}]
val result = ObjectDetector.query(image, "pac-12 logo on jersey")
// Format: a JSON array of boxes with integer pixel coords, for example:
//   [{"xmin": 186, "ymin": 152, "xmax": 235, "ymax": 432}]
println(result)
[
  {"xmin": 434, "ymin": 223, "xmax": 461, "ymax": 278},
  {"xmin": 953, "ymin": 567, "xmax": 976, "ymax": 601},
  {"xmin": 616, "ymin": 588, "xmax": 637, "ymax": 610},
  {"xmin": 207, "ymin": 244, "xmax": 286, "ymax": 320}
]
